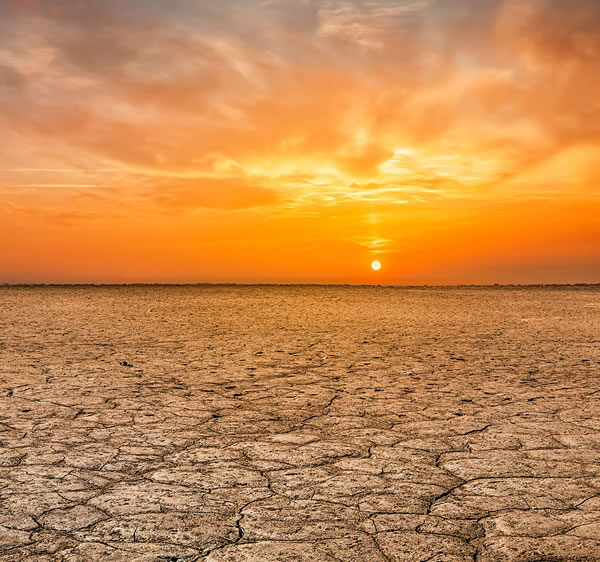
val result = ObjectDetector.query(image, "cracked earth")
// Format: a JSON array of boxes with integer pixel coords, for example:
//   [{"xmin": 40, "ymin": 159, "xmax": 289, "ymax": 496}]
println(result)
[{"xmin": 0, "ymin": 285, "xmax": 600, "ymax": 561}]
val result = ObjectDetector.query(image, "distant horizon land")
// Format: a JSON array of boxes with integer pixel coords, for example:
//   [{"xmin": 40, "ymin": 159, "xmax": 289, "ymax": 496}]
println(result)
[{"xmin": 2, "ymin": 282, "xmax": 599, "ymax": 289}]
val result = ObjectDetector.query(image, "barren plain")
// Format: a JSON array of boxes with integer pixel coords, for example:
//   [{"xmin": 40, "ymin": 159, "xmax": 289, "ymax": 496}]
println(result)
[{"xmin": 0, "ymin": 285, "xmax": 600, "ymax": 561}]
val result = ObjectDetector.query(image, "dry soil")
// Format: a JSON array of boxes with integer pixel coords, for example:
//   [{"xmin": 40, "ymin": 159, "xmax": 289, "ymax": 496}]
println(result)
[{"xmin": 0, "ymin": 285, "xmax": 599, "ymax": 561}]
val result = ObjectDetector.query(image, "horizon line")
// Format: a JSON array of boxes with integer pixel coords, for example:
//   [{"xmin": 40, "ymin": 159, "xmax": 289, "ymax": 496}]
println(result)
[{"xmin": 1, "ymin": 282, "xmax": 599, "ymax": 288}]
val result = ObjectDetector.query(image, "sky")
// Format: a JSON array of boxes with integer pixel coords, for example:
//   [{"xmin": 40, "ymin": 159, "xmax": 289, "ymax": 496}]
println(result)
[{"xmin": 1, "ymin": 0, "xmax": 599, "ymax": 284}]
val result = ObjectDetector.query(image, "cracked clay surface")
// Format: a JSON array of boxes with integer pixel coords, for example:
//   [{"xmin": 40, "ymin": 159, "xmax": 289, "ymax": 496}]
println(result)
[{"xmin": 0, "ymin": 285, "xmax": 600, "ymax": 561}]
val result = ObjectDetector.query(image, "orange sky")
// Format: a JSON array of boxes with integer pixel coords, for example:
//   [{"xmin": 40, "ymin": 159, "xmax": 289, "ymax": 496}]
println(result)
[{"xmin": 1, "ymin": 0, "xmax": 599, "ymax": 283}]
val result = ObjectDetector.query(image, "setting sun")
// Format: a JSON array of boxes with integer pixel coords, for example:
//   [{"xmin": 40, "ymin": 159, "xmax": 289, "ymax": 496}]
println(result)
[{"xmin": 371, "ymin": 261, "xmax": 382, "ymax": 272}]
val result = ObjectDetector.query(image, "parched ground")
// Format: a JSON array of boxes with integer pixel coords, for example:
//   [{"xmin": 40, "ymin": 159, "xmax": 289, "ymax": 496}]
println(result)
[{"xmin": 0, "ymin": 285, "xmax": 600, "ymax": 561}]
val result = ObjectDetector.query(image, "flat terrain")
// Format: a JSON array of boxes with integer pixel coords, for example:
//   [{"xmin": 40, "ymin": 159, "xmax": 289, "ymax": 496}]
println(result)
[{"xmin": 1, "ymin": 286, "xmax": 600, "ymax": 561}]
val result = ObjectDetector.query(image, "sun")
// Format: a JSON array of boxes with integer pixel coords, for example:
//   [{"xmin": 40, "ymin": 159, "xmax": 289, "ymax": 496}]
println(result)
[{"xmin": 371, "ymin": 260, "xmax": 382, "ymax": 271}]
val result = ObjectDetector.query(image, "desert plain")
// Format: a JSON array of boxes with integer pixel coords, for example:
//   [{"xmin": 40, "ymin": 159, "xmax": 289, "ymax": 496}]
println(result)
[{"xmin": 0, "ymin": 285, "xmax": 600, "ymax": 561}]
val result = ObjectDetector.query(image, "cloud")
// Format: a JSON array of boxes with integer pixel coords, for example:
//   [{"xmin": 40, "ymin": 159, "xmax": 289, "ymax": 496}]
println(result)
[
  {"xmin": 151, "ymin": 178, "xmax": 280, "ymax": 211},
  {"xmin": 3, "ymin": 0, "xmax": 597, "ymax": 176}
]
